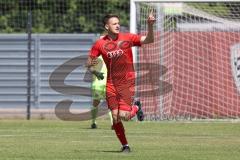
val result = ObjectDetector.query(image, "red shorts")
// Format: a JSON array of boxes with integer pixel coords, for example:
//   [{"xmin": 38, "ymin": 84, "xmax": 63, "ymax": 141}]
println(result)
[{"xmin": 106, "ymin": 80, "xmax": 135, "ymax": 111}]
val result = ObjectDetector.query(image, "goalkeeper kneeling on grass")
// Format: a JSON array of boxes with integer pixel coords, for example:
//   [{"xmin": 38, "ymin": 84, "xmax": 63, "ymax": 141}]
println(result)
[{"xmin": 90, "ymin": 55, "xmax": 113, "ymax": 129}]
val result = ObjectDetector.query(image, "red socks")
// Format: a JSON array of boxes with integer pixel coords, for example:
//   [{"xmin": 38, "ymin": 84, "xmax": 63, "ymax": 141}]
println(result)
[
  {"xmin": 113, "ymin": 105, "xmax": 139, "ymax": 146},
  {"xmin": 130, "ymin": 105, "xmax": 138, "ymax": 119},
  {"xmin": 113, "ymin": 121, "xmax": 128, "ymax": 146}
]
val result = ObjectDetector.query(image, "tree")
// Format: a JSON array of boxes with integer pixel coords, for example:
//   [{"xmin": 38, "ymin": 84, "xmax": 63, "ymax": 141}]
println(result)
[{"xmin": 0, "ymin": 0, "xmax": 130, "ymax": 33}]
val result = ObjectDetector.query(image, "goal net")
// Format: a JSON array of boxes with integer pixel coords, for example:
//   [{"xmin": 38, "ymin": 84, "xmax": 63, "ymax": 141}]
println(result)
[{"xmin": 131, "ymin": 0, "xmax": 240, "ymax": 120}]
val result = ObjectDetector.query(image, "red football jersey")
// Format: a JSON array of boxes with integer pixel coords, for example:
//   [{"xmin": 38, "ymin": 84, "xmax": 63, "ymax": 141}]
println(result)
[{"xmin": 89, "ymin": 33, "xmax": 142, "ymax": 84}]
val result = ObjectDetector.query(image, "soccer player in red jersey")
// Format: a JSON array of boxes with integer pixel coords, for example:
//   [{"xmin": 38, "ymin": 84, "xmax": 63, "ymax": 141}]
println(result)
[{"xmin": 86, "ymin": 11, "xmax": 155, "ymax": 152}]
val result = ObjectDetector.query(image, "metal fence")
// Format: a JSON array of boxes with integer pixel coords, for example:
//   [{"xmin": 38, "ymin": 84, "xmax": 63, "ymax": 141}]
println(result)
[{"xmin": 0, "ymin": 33, "xmax": 98, "ymax": 119}]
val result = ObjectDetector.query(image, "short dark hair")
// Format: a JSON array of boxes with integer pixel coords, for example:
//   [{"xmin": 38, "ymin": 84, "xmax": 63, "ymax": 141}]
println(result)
[{"xmin": 102, "ymin": 14, "xmax": 120, "ymax": 27}]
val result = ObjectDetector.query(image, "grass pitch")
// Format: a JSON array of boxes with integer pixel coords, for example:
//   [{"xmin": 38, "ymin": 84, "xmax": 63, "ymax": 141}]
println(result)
[{"xmin": 0, "ymin": 120, "xmax": 240, "ymax": 160}]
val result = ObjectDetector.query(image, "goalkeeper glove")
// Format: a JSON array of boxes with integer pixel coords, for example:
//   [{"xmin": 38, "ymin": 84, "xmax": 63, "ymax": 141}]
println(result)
[{"xmin": 92, "ymin": 71, "xmax": 104, "ymax": 80}]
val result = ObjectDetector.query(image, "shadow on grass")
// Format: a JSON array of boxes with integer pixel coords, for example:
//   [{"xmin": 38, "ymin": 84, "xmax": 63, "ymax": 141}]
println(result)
[
  {"xmin": 87, "ymin": 150, "xmax": 121, "ymax": 153},
  {"xmin": 100, "ymin": 150, "xmax": 122, "ymax": 153},
  {"xmin": 82, "ymin": 127, "xmax": 114, "ymax": 131}
]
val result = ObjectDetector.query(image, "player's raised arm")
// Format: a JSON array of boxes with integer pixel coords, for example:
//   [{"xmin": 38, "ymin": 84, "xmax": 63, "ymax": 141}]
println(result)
[{"xmin": 141, "ymin": 9, "xmax": 156, "ymax": 44}]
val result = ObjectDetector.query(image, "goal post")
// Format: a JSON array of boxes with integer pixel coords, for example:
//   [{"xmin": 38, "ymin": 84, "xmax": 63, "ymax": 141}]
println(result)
[{"xmin": 131, "ymin": 0, "xmax": 240, "ymax": 120}]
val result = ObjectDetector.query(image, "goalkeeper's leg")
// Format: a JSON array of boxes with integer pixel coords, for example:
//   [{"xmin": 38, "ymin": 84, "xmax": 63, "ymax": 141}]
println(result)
[
  {"xmin": 91, "ymin": 99, "xmax": 100, "ymax": 129},
  {"xmin": 91, "ymin": 84, "xmax": 107, "ymax": 129}
]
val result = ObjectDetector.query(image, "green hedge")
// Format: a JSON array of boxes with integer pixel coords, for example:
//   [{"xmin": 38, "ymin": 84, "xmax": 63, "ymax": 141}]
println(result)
[{"xmin": 0, "ymin": 0, "xmax": 130, "ymax": 33}]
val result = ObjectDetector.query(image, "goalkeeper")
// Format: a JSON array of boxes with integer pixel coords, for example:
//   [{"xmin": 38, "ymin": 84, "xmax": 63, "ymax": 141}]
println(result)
[{"xmin": 90, "ymin": 55, "xmax": 113, "ymax": 129}]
